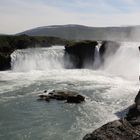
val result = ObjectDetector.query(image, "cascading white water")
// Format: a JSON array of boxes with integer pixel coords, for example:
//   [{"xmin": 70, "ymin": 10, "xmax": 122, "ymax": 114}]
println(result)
[
  {"xmin": 93, "ymin": 42, "xmax": 102, "ymax": 69},
  {"xmin": 102, "ymin": 42, "xmax": 140, "ymax": 80},
  {"xmin": 11, "ymin": 46, "xmax": 65, "ymax": 72}
]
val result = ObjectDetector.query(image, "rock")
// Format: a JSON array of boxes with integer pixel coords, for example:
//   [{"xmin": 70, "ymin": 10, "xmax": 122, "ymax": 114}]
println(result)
[
  {"xmin": 64, "ymin": 41, "xmax": 98, "ymax": 68},
  {"xmin": 83, "ymin": 90, "xmax": 140, "ymax": 140},
  {"xmin": 0, "ymin": 53, "xmax": 11, "ymax": 70},
  {"xmin": 126, "ymin": 90, "xmax": 140, "ymax": 120},
  {"xmin": 38, "ymin": 90, "xmax": 85, "ymax": 103},
  {"xmin": 135, "ymin": 90, "xmax": 140, "ymax": 106},
  {"xmin": 67, "ymin": 94, "xmax": 85, "ymax": 103}
]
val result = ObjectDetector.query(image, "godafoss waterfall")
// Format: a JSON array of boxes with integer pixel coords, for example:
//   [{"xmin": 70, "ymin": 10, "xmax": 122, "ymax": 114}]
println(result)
[{"xmin": 0, "ymin": 42, "xmax": 139, "ymax": 140}]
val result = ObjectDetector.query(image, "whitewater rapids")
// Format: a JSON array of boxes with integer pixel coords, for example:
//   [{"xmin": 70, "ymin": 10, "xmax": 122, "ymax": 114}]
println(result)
[{"xmin": 0, "ymin": 43, "xmax": 139, "ymax": 140}]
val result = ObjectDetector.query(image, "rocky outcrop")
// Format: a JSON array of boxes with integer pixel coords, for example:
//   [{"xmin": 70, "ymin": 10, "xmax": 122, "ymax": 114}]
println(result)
[
  {"xmin": 38, "ymin": 90, "xmax": 85, "ymax": 103},
  {"xmin": 83, "ymin": 90, "xmax": 140, "ymax": 140},
  {"xmin": 0, "ymin": 53, "xmax": 11, "ymax": 70},
  {"xmin": 64, "ymin": 41, "xmax": 98, "ymax": 68}
]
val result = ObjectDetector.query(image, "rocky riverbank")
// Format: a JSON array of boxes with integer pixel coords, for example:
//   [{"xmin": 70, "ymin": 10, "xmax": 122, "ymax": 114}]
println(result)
[{"xmin": 83, "ymin": 90, "xmax": 140, "ymax": 140}]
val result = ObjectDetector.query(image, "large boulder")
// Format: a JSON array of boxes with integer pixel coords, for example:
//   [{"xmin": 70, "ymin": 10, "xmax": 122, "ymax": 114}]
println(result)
[
  {"xmin": 38, "ymin": 90, "xmax": 85, "ymax": 103},
  {"xmin": 64, "ymin": 41, "xmax": 98, "ymax": 68},
  {"xmin": 83, "ymin": 90, "xmax": 140, "ymax": 140}
]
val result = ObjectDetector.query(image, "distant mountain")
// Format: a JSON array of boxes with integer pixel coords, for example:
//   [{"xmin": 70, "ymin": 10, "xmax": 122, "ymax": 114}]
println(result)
[{"xmin": 18, "ymin": 24, "xmax": 140, "ymax": 41}]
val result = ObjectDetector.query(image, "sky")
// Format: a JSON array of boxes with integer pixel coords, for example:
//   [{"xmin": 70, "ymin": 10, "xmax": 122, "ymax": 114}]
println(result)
[{"xmin": 0, "ymin": 0, "xmax": 140, "ymax": 34}]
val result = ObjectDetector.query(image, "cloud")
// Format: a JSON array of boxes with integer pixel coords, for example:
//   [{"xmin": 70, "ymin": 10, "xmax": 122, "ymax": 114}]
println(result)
[
  {"xmin": 0, "ymin": 0, "xmax": 140, "ymax": 34},
  {"xmin": 0, "ymin": 0, "xmax": 80, "ymax": 33}
]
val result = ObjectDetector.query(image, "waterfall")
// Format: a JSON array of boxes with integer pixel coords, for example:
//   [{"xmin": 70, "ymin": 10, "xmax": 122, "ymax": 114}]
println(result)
[
  {"xmin": 93, "ymin": 42, "xmax": 102, "ymax": 69},
  {"xmin": 10, "ymin": 43, "xmax": 139, "ymax": 80},
  {"xmin": 11, "ymin": 46, "xmax": 65, "ymax": 72},
  {"xmin": 102, "ymin": 42, "xmax": 139, "ymax": 80}
]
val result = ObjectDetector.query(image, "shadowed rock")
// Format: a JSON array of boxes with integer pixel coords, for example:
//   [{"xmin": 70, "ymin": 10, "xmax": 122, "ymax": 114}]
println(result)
[
  {"xmin": 38, "ymin": 90, "xmax": 85, "ymax": 103},
  {"xmin": 64, "ymin": 41, "xmax": 98, "ymax": 68}
]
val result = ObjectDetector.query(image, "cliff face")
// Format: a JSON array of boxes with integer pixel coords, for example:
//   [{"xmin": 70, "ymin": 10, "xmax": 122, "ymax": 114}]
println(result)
[
  {"xmin": 0, "ymin": 35, "xmax": 67, "ymax": 70},
  {"xmin": 0, "ymin": 53, "xmax": 11, "ymax": 70},
  {"xmin": 64, "ymin": 41, "xmax": 98, "ymax": 68}
]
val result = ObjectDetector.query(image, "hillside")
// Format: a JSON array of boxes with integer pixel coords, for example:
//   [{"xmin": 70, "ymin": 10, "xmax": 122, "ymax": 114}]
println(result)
[{"xmin": 18, "ymin": 24, "xmax": 140, "ymax": 41}]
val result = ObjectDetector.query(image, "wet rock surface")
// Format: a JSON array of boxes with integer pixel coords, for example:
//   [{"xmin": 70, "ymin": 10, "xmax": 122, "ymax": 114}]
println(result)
[
  {"xmin": 38, "ymin": 90, "xmax": 85, "ymax": 103},
  {"xmin": 64, "ymin": 41, "xmax": 98, "ymax": 68}
]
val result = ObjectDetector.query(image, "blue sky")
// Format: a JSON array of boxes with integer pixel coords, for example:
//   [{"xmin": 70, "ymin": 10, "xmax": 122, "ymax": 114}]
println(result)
[{"xmin": 0, "ymin": 0, "xmax": 140, "ymax": 34}]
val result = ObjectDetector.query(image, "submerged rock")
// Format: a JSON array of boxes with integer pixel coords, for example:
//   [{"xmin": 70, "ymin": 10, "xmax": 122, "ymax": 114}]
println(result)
[
  {"xmin": 38, "ymin": 90, "xmax": 85, "ymax": 103},
  {"xmin": 135, "ymin": 90, "xmax": 140, "ymax": 106},
  {"xmin": 83, "ymin": 90, "xmax": 140, "ymax": 140},
  {"xmin": 83, "ymin": 119, "xmax": 140, "ymax": 140}
]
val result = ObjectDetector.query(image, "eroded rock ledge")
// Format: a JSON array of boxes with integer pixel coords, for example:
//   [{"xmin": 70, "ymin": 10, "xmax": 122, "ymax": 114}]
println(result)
[
  {"xmin": 38, "ymin": 90, "xmax": 85, "ymax": 103},
  {"xmin": 83, "ymin": 90, "xmax": 140, "ymax": 140}
]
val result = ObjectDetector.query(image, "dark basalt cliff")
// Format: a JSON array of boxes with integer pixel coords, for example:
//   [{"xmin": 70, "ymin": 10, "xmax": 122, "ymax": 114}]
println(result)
[
  {"xmin": 64, "ymin": 41, "xmax": 98, "ymax": 68},
  {"xmin": 83, "ymin": 90, "xmax": 140, "ymax": 140}
]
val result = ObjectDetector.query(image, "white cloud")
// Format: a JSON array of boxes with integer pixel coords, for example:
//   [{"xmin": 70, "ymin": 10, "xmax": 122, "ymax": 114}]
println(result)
[
  {"xmin": 0, "ymin": 0, "xmax": 80, "ymax": 33},
  {"xmin": 0, "ymin": 0, "xmax": 140, "ymax": 34}
]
